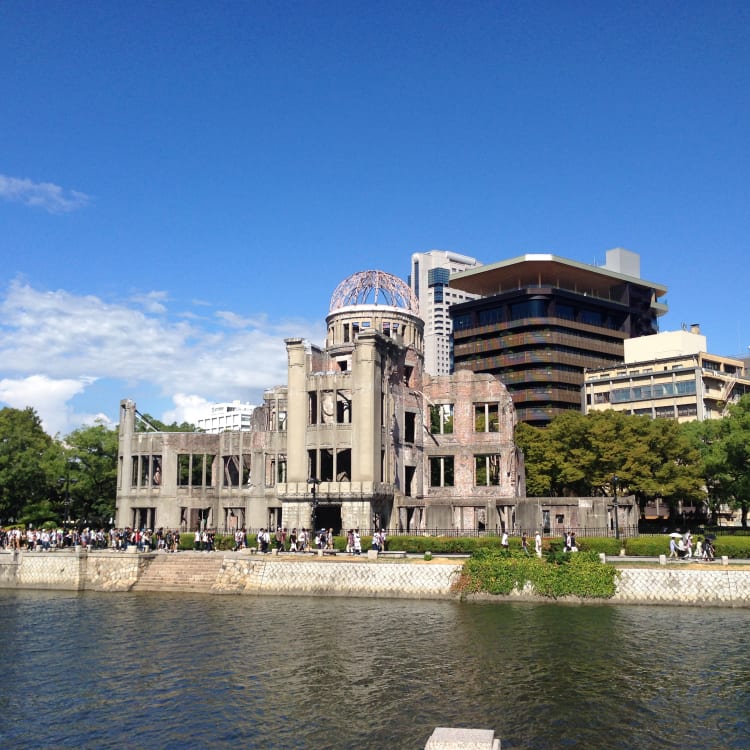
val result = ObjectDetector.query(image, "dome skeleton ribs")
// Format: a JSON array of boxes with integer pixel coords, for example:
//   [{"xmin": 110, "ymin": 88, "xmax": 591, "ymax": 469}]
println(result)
[{"xmin": 329, "ymin": 270, "xmax": 419, "ymax": 315}]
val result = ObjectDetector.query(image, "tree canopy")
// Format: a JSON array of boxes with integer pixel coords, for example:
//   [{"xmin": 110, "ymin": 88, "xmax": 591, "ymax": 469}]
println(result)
[
  {"xmin": 684, "ymin": 394, "xmax": 750, "ymax": 527},
  {"xmin": 515, "ymin": 409, "xmax": 706, "ymax": 521},
  {"xmin": 0, "ymin": 407, "xmax": 118, "ymax": 528}
]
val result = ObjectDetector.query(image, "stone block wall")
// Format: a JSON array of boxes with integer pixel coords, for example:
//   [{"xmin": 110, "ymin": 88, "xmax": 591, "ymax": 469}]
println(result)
[
  {"xmin": 3, "ymin": 550, "xmax": 750, "ymax": 608},
  {"xmin": 213, "ymin": 557, "xmax": 462, "ymax": 597},
  {"xmin": 613, "ymin": 567, "xmax": 750, "ymax": 606}
]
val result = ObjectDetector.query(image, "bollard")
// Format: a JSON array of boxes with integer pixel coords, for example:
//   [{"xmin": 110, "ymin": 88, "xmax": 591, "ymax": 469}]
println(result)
[
  {"xmin": 659, "ymin": 554, "xmax": 666, "ymax": 566},
  {"xmin": 599, "ymin": 553, "xmax": 606, "ymax": 564},
  {"xmin": 722, "ymin": 556, "xmax": 729, "ymax": 566}
]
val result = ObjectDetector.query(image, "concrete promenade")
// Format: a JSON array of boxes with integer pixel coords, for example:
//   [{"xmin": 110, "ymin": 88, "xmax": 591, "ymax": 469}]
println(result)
[{"xmin": 2, "ymin": 548, "xmax": 750, "ymax": 606}]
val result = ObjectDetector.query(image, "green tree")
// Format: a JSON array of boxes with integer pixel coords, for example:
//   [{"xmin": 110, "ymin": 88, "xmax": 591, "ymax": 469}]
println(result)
[
  {"xmin": 0, "ymin": 407, "xmax": 56, "ymax": 524},
  {"xmin": 63, "ymin": 421, "xmax": 119, "ymax": 527},
  {"xmin": 136, "ymin": 413, "xmax": 198, "ymax": 432},
  {"xmin": 686, "ymin": 395, "xmax": 750, "ymax": 527},
  {"xmin": 516, "ymin": 409, "xmax": 705, "ymax": 521}
]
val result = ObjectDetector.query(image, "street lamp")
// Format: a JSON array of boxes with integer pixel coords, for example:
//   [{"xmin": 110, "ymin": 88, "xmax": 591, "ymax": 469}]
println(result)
[
  {"xmin": 612, "ymin": 474, "xmax": 620, "ymax": 540},
  {"xmin": 60, "ymin": 458, "xmax": 79, "ymax": 528},
  {"xmin": 307, "ymin": 477, "xmax": 320, "ymax": 531}
]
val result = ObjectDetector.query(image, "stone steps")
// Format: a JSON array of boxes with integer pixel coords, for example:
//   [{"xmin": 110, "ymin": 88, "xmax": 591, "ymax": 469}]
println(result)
[{"xmin": 132, "ymin": 553, "xmax": 225, "ymax": 592}]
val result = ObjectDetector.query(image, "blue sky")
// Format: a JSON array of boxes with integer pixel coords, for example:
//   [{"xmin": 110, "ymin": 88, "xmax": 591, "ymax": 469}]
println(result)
[{"xmin": 1, "ymin": 1, "xmax": 748, "ymax": 435}]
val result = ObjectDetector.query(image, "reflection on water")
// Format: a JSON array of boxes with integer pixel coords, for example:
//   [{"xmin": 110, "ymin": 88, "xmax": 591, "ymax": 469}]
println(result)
[{"xmin": 0, "ymin": 590, "xmax": 748, "ymax": 749}]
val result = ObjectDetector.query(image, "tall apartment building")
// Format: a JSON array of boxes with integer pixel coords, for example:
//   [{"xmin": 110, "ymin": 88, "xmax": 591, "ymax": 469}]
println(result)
[
  {"xmin": 584, "ymin": 327, "xmax": 750, "ymax": 422},
  {"xmin": 409, "ymin": 250, "xmax": 482, "ymax": 375},
  {"xmin": 448, "ymin": 248, "xmax": 668, "ymax": 426}
]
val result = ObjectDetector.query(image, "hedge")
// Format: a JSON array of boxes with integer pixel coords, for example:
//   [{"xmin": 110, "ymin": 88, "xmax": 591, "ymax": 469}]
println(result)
[{"xmin": 457, "ymin": 550, "xmax": 619, "ymax": 599}]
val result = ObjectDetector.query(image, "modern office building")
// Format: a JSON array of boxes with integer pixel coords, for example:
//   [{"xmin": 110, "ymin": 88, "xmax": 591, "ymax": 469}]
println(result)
[
  {"xmin": 584, "ymin": 326, "xmax": 750, "ymax": 422},
  {"xmin": 116, "ymin": 270, "xmax": 524, "ymax": 535},
  {"xmin": 448, "ymin": 248, "xmax": 668, "ymax": 426},
  {"xmin": 196, "ymin": 401, "xmax": 257, "ymax": 433},
  {"xmin": 409, "ymin": 250, "xmax": 482, "ymax": 375}
]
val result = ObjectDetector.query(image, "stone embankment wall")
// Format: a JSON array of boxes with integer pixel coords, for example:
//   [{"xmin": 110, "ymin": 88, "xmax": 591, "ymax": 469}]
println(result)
[
  {"xmin": 2, "ymin": 550, "xmax": 750, "ymax": 606},
  {"xmin": 612, "ymin": 567, "xmax": 750, "ymax": 606},
  {"xmin": 0, "ymin": 550, "xmax": 148, "ymax": 592}
]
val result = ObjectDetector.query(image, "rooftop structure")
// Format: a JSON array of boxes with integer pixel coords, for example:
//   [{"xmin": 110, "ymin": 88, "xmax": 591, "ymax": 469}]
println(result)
[{"xmin": 449, "ymin": 248, "xmax": 668, "ymax": 426}]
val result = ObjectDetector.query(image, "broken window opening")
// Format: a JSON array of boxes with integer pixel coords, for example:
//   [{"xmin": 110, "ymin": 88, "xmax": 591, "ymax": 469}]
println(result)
[
  {"xmin": 404, "ymin": 411, "xmax": 416, "ymax": 443},
  {"xmin": 223, "ymin": 455, "xmax": 241, "ymax": 487},
  {"xmin": 321, "ymin": 390, "xmax": 335, "ymax": 424},
  {"xmin": 430, "ymin": 404, "xmax": 454, "ymax": 434},
  {"xmin": 475, "ymin": 403, "xmax": 500, "ymax": 432},
  {"xmin": 475, "ymin": 454, "xmax": 502, "ymax": 486},
  {"xmin": 336, "ymin": 448, "xmax": 351, "ymax": 481},
  {"xmin": 404, "ymin": 465, "xmax": 416, "ymax": 497},
  {"xmin": 309, "ymin": 391, "xmax": 318, "ymax": 425},
  {"xmin": 429, "ymin": 456, "xmax": 454, "ymax": 487},
  {"xmin": 320, "ymin": 449, "xmax": 334, "ymax": 482},
  {"xmin": 336, "ymin": 390, "xmax": 352, "ymax": 423}
]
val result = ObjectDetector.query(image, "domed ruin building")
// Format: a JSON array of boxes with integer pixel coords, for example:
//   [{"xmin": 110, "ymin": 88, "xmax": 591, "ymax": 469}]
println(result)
[{"xmin": 116, "ymin": 270, "xmax": 525, "ymax": 535}]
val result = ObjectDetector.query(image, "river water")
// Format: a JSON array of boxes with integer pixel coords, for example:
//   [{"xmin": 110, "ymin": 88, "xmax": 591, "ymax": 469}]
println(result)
[{"xmin": 1, "ymin": 590, "xmax": 748, "ymax": 749}]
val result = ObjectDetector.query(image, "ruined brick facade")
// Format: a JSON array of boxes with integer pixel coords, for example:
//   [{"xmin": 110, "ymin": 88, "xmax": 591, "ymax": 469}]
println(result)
[{"xmin": 116, "ymin": 270, "xmax": 525, "ymax": 535}]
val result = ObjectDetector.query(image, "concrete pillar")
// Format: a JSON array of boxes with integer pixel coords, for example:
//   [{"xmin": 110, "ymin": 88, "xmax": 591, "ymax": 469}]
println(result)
[
  {"xmin": 352, "ymin": 331, "xmax": 381, "ymax": 483},
  {"xmin": 285, "ymin": 338, "xmax": 309, "ymax": 484}
]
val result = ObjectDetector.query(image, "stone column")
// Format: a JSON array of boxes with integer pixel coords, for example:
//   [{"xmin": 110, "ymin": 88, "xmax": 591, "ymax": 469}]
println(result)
[
  {"xmin": 352, "ymin": 331, "xmax": 381, "ymax": 484},
  {"xmin": 285, "ymin": 338, "xmax": 309, "ymax": 485}
]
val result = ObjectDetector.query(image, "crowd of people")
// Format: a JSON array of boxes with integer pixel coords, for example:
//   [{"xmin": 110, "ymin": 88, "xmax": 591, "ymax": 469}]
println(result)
[
  {"xmin": 240, "ymin": 526, "xmax": 384, "ymax": 555},
  {"xmin": 0, "ymin": 527, "xmax": 110, "ymax": 551},
  {"xmin": 669, "ymin": 531, "xmax": 715, "ymax": 561},
  {"xmin": 0, "ymin": 526, "xmax": 185, "ymax": 552}
]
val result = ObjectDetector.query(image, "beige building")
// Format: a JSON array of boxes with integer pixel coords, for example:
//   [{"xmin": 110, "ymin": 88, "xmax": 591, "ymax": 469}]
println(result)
[
  {"xmin": 116, "ymin": 270, "xmax": 524, "ymax": 535},
  {"xmin": 583, "ymin": 326, "xmax": 750, "ymax": 422}
]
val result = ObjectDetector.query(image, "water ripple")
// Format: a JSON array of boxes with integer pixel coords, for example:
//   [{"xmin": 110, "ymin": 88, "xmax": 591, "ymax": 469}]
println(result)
[{"xmin": 1, "ymin": 592, "xmax": 749, "ymax": 749}]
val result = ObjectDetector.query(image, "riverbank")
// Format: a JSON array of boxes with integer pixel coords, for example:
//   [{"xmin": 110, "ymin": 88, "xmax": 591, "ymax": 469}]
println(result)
[{"xmin": 2, "ymin": 548, "xmax": 750, "ymax": 606}]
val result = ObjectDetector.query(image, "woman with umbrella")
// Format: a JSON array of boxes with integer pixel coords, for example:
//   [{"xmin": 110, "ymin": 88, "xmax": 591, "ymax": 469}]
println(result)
[{"xmin": 668, "ymin": 532, "xmax": 681, "ymax": 559}]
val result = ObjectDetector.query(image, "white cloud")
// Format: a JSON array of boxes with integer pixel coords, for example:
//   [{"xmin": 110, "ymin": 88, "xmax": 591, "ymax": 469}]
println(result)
[
  {"xmin": 0, "ymin": 375, "xmax": 99, "ymax": 436},
  {"xmin": 0, "ymin": 280, "xmax": 325, "ymax": 434},
  {"xmin": 0, "ymin": 174, "xmax": 90, "ymax": 213},
  {"xmin": 130, "ymin": 290, "xmax": 169, "ymax": 314},
  {"xmin": 161, "ymin": 393, "xmax": 214, "ymax": 426}
]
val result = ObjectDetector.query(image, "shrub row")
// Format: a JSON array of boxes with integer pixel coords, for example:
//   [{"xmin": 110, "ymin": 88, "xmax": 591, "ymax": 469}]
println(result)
[
  {"xmin": 457, "ymin": 550, "xmax": 619, "ymax": 599},
  {"xmin": 169, "ymin": 533, "xmax": 750, "ymax": 558}
]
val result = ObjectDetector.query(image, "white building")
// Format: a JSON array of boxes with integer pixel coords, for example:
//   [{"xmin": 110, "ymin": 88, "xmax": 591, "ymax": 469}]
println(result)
[
  {"xmin": 409, "ymin": 250, "xmax": 482, "ymax": 375},
  {"xmin": 584, "ymin": 326, "xmax": 750, "ymax": 422},
  {"xmin": 196, "ymin": 401, "xmax": 257, "ymax": 433}
]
